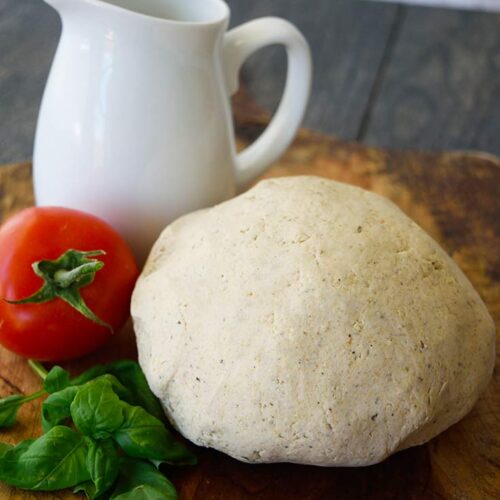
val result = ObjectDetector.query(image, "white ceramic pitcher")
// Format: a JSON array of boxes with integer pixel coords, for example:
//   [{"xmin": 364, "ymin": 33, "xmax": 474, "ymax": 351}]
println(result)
[{"xmin": 34, "ymin": 0, "xmax": 312, "ymax": 262}]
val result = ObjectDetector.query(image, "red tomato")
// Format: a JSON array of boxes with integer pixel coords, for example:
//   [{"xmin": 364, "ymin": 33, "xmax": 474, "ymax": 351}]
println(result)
[{"xmin": 0, "ymin": 207, "xmax": 139, "ymax": 361}]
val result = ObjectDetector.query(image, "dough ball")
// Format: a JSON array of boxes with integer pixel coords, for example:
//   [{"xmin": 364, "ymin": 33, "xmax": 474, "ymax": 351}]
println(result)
[{"xmin": 132, "ymin": 176, "xmax": 495, "ymax": 466}]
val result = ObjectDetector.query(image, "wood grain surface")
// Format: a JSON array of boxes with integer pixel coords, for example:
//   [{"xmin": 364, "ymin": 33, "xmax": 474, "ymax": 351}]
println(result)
[
  {"xmin": 0, "ymin": 95, "xmax": 499, "ymax": 499},
  {"xmin": 228, "ymin": 0, "xmax": 399, "ymax": 140},
  {"xmin": 2, "ymin": 0, "xmax": 500, "ymax": 165},
  {"xmin": 362, "ymin": 7, "xmax": 500, "ymax": 154}
]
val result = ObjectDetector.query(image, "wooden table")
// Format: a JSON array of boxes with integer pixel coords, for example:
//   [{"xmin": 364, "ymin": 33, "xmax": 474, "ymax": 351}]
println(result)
[
  {"xmin": 0, "ymin": 94, "xmax": 498, "ymax": 499},
  {"xmin": 1, "ymin": 0, "xmax": 500, "ymax": 166}
]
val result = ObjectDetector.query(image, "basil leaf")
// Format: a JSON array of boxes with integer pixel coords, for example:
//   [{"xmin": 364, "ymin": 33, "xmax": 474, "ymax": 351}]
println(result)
[
  {"xmin": 69, "ymin": 366, "xmax": 136, "ymax": 408},
  {"xmin": 78, "ymin": 438, "xmax": 120, "ymax": 499},
  {"xmin": 0, "ymin": 426, "xmax": 90, "ymax": 490},
  {"xmin": 95, "ymin": 374, "xmax": 134, "ymax": 404},
  {"xmin": 71, "ymin": 378, "xmax": 125, "ymax": 439},
  {"xmin": 0, "ymin": 389, "xmax": 46, "ymax": 429},
  {"xmin": 0, "ymin": 395, "xmax": 24, "ymax": 429},
  {"xmin": 0, "ymin": 443, "xmax": 12, "ymax": 456},
  {"xmin": 70, "ymin": 365, "xmax": 110, "ymax": 386},
  {"xmin": 73, "ymin": 481, "xmax": 97, "ymax": 499},
  {"xmin": 44, "ymin": 366, "xmax": 71, "ymax": 393},
  {"xmin": 71, "ymin": 360, "xmax": 165, "ymax": 422},
  {"xmin": 41, "ymin": 385, "xmax": 79, "ymax": 432},
  {"xmin": 105, "ymin": 360, "xmax": 166, "ymax": 422},
  {"xmin": 113, "ymin": 404, "xmax": 196, "ymax": 465},
  {"xmin": 110, "ymin": 458, "xmax": 178, "ymax": 500}
]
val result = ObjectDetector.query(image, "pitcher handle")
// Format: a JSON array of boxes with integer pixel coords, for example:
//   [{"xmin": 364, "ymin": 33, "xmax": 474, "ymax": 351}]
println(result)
[{"xmin": 224, "ymin": 17, "xmax": 312, "ymax": 191}]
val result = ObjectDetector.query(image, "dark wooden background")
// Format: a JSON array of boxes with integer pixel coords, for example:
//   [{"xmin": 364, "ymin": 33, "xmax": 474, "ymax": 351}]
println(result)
[{"xmin": 0, "ymin": 0, "xmax": 499, "ymax": 165}]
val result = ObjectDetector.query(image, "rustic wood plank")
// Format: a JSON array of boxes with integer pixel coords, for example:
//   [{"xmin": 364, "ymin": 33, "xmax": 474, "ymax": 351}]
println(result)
[
  {"xmin": 0, "ymin": 0, "xmax": 59, "ymax": 165},
  {"xmin": 0, "ymin": 92, "xmax": 498, "ymax": 499},
  {"xmin": 1, "ymin": 0, "xmax": 499, "ymax": 162},
  {"xmin": 375, "ymin": 0, "xmax": 500, "ymax": 12},
  {"xmin": 229, "ymin": 0, "xmax": 399, "ymax": 140},
  {"xmin": 0, "ymin": 0, "xmax": 397, "ymax": 163},
  {"xmin": 361, "ymin": 6, "xmax": 500, "ymax": 155}
]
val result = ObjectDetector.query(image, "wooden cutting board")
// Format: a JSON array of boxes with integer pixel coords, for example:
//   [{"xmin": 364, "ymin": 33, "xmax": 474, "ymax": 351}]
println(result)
[{"xmin": 0, "ymin": 93, "xmax": 498, "ymax": 499}]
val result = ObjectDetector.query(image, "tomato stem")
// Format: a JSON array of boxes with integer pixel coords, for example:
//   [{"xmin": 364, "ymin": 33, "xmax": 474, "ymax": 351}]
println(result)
[
  {"xmin": 28, "ymin": 360, "xmax": 49, "ymax": 381},
  {"xmin": 6, "ymin": 249, "xmax": 112, "ymax": 331}
]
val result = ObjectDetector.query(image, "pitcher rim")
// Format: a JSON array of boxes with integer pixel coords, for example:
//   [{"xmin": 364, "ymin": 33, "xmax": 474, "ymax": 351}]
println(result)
[{"xmin": 76, "ymin": 0, "xmax": 230, "ymax": 26}]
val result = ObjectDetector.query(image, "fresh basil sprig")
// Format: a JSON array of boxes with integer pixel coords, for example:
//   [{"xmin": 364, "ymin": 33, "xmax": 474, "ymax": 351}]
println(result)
[
  {"xmin": 42, "ymin": 385, "xmax": 79, "ymax": 432},
  {"xmin": 0, "ymin": 360, "xmax": 196, "ymax": 498},
  {"xmin": 0, "ymin": 395, "xmax": 27, "ymax": 428},
  {"xmin": 43, "ymin": 365, "xmax": 71, "ymax": 393},
  {"xmin": 115, "ymin": 404, "xmax": 197, "ymax": 465},
  {"xmin": 0, "ymin": 359, "xmax": 167, "ymax": 430},
  {"xmin": 75, "ymin": 438, "xmax": 121, "ymax": 499},
  {"xmin": 110, "ymin": 458, "xmax": 178, "ymax": 500},
  {"xmin": 71, "ymin": 377, "xmax": 126, "ymax": 440},
  {"xmin": 0, "ymin": 390, "xmax": 45, "ymax": 428},
  {"xmin": 0, "ymin": 426, "xmax": 90, "ymax": 491},
  {"xmin": 71, "ymin": 360, "xmax": 167, "ymax": 422}
]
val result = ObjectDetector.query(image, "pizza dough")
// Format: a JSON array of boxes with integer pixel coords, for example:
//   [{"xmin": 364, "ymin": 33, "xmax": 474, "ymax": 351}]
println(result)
[{"xmin": 131, "ymin": 176, "xmax": 495, "ymax": 466}]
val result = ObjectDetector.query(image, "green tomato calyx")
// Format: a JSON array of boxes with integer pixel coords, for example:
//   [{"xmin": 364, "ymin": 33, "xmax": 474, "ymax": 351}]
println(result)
[{"xmin": 5, "ymin": 249, "xmax": 112, "ymax": 331}]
